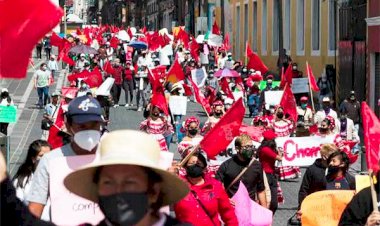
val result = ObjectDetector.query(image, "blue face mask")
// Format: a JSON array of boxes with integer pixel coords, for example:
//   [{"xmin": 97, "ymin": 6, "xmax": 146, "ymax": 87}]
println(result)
[{"xmin": 301, "ymin": 104, "xmax": 307, "ymax": 109}]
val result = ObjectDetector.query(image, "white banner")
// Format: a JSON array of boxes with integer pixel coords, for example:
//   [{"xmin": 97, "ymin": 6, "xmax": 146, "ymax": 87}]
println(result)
[
  {"xmin": 292, "ymin": 78, "xmax": 310, "ymax": 94},
  {"xmin": 276, "ymin": 135, "xmax": 336, "ymax": 166},
  {"xmin": 169, "ymin": 96, "xmax": 188, "ymax": 115},
  {"xmin": 264, "ymin": 90, "xmax": 283, "ymax": 106}
]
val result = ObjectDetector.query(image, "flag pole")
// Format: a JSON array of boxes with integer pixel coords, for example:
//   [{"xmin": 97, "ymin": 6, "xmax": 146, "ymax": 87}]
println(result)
[
  {"xmin": 306, "ymin": 61, "xmax": 315, "ymax": 112},
  {"xmin": 179, "ymin": 144, "xmax": 201, "ymax": 167},
  {"xmin": 369, "ymin": 171, "xmax": 379, "ymax": 211}
]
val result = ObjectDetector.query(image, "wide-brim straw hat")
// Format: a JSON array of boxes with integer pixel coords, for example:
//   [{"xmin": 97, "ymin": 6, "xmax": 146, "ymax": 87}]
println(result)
[{"xmin": 64, "ymin": 130, "xmax": 189, "ymax": 206}]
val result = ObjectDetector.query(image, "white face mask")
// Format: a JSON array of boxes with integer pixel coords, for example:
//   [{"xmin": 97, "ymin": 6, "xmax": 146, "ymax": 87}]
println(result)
[{"xmin": 73, "ymin": 130, "xmax": 100, "ymax": 151}]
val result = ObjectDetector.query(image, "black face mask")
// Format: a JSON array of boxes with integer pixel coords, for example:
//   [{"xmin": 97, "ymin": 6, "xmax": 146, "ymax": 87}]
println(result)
[
  {"xmin": 319, "ymin": 128, "xmax": 329, "ymax": 134},
  {"xmin": 186, "ymin": 164, "xmax": 204, "ymax": 178},
  {"xmin": 99, "ymin": 192, "xmax": 149, "ymax": 226},
  {"xmin": 277, "ymin": 112, "xmax": 284, "ymax": 119},
  {"xmin": 240, "ymin": 147, "xmax": 254, "ymax": 160},
  {"xmin": 188, "ymin": 129, "xmax": 198, "ymax": 136},
  {"xmin": 323, "ymin": 105, "xmax": 330, "ymax": 110},
  {"xmin": 327, "ymin": 165, "xmax": 341, "ymax": 175},
  {"xmin": 214, "ymin": 111, "xmax": 223, "ymax": 117}
]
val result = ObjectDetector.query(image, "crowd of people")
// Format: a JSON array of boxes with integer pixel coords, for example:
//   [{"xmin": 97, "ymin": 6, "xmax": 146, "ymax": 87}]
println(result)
[{"xmin": 1, "ymin": 25, "xmax": 377, "ymax": 226}]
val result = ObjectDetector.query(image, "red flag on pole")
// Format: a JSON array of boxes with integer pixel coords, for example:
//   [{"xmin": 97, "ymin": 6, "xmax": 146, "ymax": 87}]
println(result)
[
  {"xmin": 220, "ymin": 78, "xmax": 234, "ymax": 100},
  {"xmin": 280, "ymin": 85, "xmax": 298, "ymax": 123},
  {"xmin": 189, "ymin": 78, "xmax": 212, "ymax": 114},
  {"xmin": 282, "ymin": 64, "xmax": 293, "ymax": 86},
  {"xmin": 0, "ymin": 0, "xmax": 63, "ymax": 79},
  {"xmin": 246, "ymin": 41, "xmax": 254, "ymax": 57},
  {"xmin": 306, "ymin": 62, "xmax": 320, "ymax": 92},
  {"xmin": 223, "ymin": 33, "xmax": 231, "ymax": 51},
  {"xmin": 189, "ymin": 36, "xmax": 200, "ymax": 62},
  {"xmin": 247, "ymin": 52, "xmax": 269, "ymax": 75},
  {"xmin": 212, "ymin": 21, "xmax": 221, "ymax": 35},
  {"xmin": 166, "ymin": 59, "xmax": 185, "ymax": 84},
  {"xmin": 200, "ymin": 98, "xmax": 246, "ymax": 159},
  {"xmin": 84, "ymin": 67, "xmax": 103, "ymax": 88},
  {"xmin": 361, "ymin": 102, "xmax": 380, "ymax": 173},
  {"xmin": 47, "ymin": 106, "xmax": 65, "ymax": 149}
]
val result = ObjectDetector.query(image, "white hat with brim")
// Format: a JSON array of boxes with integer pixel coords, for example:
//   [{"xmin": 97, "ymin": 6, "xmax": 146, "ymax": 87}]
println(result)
[{"xmin": 64, "ymin": 130, "xmax": 189, "ymax": 206}]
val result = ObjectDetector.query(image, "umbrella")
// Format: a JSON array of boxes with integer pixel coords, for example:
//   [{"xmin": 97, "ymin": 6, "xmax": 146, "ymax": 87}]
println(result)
[
  {"xmin": 117, "ymin": 30, "xmax": 130, "ymax": 41},
  {"xmin": 128, "ymin": 40, "xmax": 148, "ymax": 49},
  {"xmin": 69, "ymin": 44, "xmax": 98, "ymax": 55},
  {"xmin": 214, "ymin": 68, "xmax": 240, "ymax": 78}
]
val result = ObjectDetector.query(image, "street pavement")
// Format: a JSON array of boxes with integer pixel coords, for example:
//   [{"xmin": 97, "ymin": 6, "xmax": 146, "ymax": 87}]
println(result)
[{"xmin": 5, "ymin": 60, "xmax": 363, "ymax": 225}]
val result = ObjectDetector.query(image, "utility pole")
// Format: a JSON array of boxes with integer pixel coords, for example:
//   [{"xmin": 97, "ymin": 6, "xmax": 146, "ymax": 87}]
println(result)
[
  {"xmin": 64, "ymin": 5, "xmax": 67, "ymax": 37},
  {"xmin": 278, "ymin": 0, "xmax": 284, "ymax": 65}
]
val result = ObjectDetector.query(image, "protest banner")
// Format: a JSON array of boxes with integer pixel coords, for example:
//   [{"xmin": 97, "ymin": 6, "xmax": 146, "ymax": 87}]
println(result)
[
  {"xmin": 264, "ymin": 91, "xmax": 283, "ymax": 107},
  {"xmin": 0, "ymin": 105, "xmax": 17, "ymax": 123},
  {"xmin": 301, "ymin": 190, "xmax": 355, "ymax": 226},
  {"xmin": 191, "ymin": 67, "xmax": 207, "ymax": 87},
  {"xmin": 355, "ymin": 175, "xmax": 372, "ymax": 193},
  {"xmin": 292, "ymin": 78, "xmax": 310, "ymax": 94},
  {"xmin": 50, "ymin": 155, "xmax": 104, "ymax": 226},
  {"xmin": 169, "ymin": 96, "xmax": 187, "ymax": 115},
  {"xmin": 276, "ymin": 135, "xmax": 336, "ymax": 166},
  {"xmin": 231, "ymin": 182, "xmax": 273, "ymax": 226},
  {"xmin": 259, "ymin": 81, "xmax": 280, "ymax": 90}
]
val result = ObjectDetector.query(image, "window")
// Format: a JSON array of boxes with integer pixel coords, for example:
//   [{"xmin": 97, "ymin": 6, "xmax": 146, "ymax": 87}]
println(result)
[
  {"xmin": 252, "ymin": 2, "xmax": 258, "ymax": 51},
  {"xmin": 262, "ymin": 0, "xmax": 267, "ymax": 55},
  {"xmin": 284, "ymin": 0, "xmax": 291, "ymax": 52},
  {"xmin": 311, "ymin": 0, "xmax": 320, "ymax": 53},
  {"xmin": 244, "ymin": 4, "xmax": 249, "ymax": 47},
  {"xmin": 272, "ymin": 0, "xmax": 279, "ymax": 53},
  {"xmin": 328, "ymin": 0, "xmax": 336, "ymax": 52},
  {"xmin": 297, "ymin": 0, "xmax": 305, "ymax": 54},
  {"xmin": 236, "ymin": 5, "xmax": 241, "ymax": 57}
]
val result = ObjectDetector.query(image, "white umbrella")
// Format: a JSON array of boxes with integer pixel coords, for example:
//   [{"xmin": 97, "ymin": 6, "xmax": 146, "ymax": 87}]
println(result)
[{"xmin": 117, "ymin": 30, "xmax": 130, "ymax": 41}]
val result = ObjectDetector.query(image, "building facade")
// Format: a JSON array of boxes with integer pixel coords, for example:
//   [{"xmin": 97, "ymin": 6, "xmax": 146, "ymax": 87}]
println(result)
[
  {"xmin": 366, "ymin": 0, "xmax": 380, "ymax": 116},
  {"xmin": 228, "ymin": 0, "xmax": 338, "ymax": 81}
]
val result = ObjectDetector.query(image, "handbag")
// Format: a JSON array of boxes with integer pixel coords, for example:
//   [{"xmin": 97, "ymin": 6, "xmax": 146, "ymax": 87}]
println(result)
[{"xmin": 41, "ymin": 118, "xmax": 53, "ymax": 130}]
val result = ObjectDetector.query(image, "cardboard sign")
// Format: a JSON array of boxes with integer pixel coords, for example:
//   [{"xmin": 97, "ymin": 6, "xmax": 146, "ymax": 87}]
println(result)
[
  {"xmin": 301, "ymin": 190, "xmax": 355, "ymax": 226},
  {"xmin": 355, "ymin": 175, "xmax": 371, "ymax": 193},
  {"xmin": 50, "ymin": 155, "xmax": 104, "ymax": 226},
  {"xmin": 169, "ymin": 96, "xmax": 188, "ymax": 115},
  {"xmin": 292, "ymin": 78, "xmax": 310, "ymax": 94},
  {"xmin": 264, "ymin": 90, "xmax": 283, "ymax": 107},
  {"xmin": 232, "ymin": 182, "xmax": 273, "ymax": 226},
  {"xmin": 191, "ymin": 67, "xmax": 207, "ymax": 87},
  {"xmin": 276, "ymin": 135, "xmax": 336, "ymax": 166},
  {"xmin": 0, "ymin": 105, "xmax": 17, "ymax": 123}
]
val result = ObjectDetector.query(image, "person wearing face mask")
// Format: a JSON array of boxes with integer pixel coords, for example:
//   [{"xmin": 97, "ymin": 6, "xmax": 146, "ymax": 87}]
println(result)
[
  {"xmin": 339, "ymin": 108, "xmax": 360, "ymax": 155},
  {"xmin": 296, "ymin": 96, "xmax": 314, "ymax": 136},
  {"xmin": 225, "ymin": 52, "xmax": 234, "ymax": 69},
  {"xmin": 317, "ymin": 72, "xmax": 334, "ymax": 109},
  {"xmin": 202, "ymin": 101, "xmax": 225, "ymax": 134},
  {"xmin": 291, "ymin": 63, "xmax": 302, "ymax": 78},
  {"xmin": 339, "ymin": 90, "xmax": 361, "ymax": 131},
  {"xmin": 217, "ymin": 49, "xmax": 228, "ymax": 69},
  {"xmin": 27, "ymin": 96, "xmax": 103, "ymax": 219},
  {"xmin": 77, "ymin": 80, "xmax": 91, "ymax": 97},
  {"xmin": 216, "ymin": 134, "xmax": 268, "ymax": 208},
  {"xmin": 314, "ymin": 97, "xmax": 339, "ymax": 133},
  {"xmin": 34, "ymin": 63, "xmax": 53, "ymax": 109},
  {"xmin": 174, "ymin": 152, "xmax": 238, "ymax": 226},
  {"xmin": 206, "ymin": 69, "xmax": 219, "ymax": 90},
  {"xmin": 177, "ymin": 117, "xmax": 203, "ymax": 157},
  {"xmin": 325, "ymin": 151, "xmax": 355, "ymax": 190},
  {"xmin": 105, "ymin": 41, "xmax": 114, "ymax": 61},
  {"xmin": 139, "ymin": 105, "xmax": 173, "ymax": 152},
  {"xmin": 63, "ymin": 130, "xmax": 191, "ymax": 226},
  {"xmin": 110, "ymin": 58, "xmax": 124, "ymax": 108}
]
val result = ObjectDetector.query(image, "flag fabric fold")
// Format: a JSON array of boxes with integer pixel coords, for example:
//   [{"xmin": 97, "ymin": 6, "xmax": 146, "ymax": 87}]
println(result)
[
  {"xmin": 306, "ymin": 62, "xmax": 320, "ymax": 92},
  {"xmin": 212, "ymin": 21, "xmax": 221, "ymax": 35},
  {"xmin": 280, "ymin": 85, "xmax": 298, "ymax": 123},
  {"xmin": 200, "ymin": 98, "xmax": 245, "ymax": 159},
  {"xmin": 247, "ymin": 52, "xmax": 269, "ymax": 75},
  {"xmin": 166, "ymin": 59, "xmax": 185, "ymax": 84},
  {"xmin": 361, "ymin": 102, "xmax": 380, "ymax": 173},
  {"xmin": 189, "ymin": 78, "xmax": 211, "ymax": 114}
]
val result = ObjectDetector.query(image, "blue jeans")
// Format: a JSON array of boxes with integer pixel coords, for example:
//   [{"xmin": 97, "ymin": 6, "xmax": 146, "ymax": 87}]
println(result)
[{"xmin": 37, "ymin": 86, "xmax": 49, "ymax": 107}]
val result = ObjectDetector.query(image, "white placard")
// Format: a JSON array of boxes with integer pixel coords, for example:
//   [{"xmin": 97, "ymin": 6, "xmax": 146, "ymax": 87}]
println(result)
[
  {"xmin": 191, "ymin": 67, "xmax": 207, "ymax": 87},
  {"xmin": 292, "ymin": 78, "xmax": 310, "ymax": 94},
  {"xmin": 169, "ymin": 96, "xmax": 188, "ymax": 115},
  {"xmin": 264, "ymin": 90, "xmax": 284, "ymax": 106},
  {"xmin": 276, "ymin": 135, "xmax": 336, "ymax": 166}
]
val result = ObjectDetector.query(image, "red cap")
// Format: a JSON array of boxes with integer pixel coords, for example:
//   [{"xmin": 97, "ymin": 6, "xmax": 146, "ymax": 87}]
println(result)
[
  {"xmin": 266, "ymin": 74, "xmax": 274, "ymax": 80},
  {"xmin": 262, "ymin": 130, "xmax": 277, "ymax": 140},
  {"xmin": 300, "ymin": 96, "xmax": 308, "ymax": 102},
  {"xmin": 212, "ymin": 100, "xmax": 224, "ymax": 107}
]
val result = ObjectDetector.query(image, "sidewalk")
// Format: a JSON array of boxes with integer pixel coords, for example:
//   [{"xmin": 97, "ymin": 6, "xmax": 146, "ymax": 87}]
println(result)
[{"xmin": 5, "ymin": 53, "xmax": 68, "ymax": 176}]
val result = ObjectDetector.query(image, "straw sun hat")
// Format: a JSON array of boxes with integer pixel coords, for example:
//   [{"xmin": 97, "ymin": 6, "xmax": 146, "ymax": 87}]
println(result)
[{"xmin": 64, "ymin": 130, "xmax": 189, "ymax": 206}]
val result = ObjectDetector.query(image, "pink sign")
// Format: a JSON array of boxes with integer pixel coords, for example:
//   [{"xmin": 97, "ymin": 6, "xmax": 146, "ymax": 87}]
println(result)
[
  {"xmin": 50, "ymin": 155, "xmax": 104, "ymax": 226},
  {"xmin": 231, "ymin": 182, "xmax": 273, "ymax": 226}
]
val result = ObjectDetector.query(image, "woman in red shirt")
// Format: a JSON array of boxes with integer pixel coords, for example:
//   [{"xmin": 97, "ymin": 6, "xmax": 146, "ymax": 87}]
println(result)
[
  {"xmin": 258, "ymin": 130, "xmax": 283, "ymax": 214},
  {"xmin": 174, "ymin": 152, "xmax": 238, "ymax": 226},
  {"xmin": 123, "ymin": 60, "xmax": 135, "ymax": 107}
]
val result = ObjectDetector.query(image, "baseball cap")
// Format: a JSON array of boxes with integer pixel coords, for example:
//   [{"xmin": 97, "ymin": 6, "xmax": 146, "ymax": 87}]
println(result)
[
  {"xmin": 67, "ymin": 96, "xmax": 103, "ymax": 124},
  {"xmin": 51, "ymin": 91, "xmax": 60, "ymax": 97},
  {"xmin": 322, "ymin": 97, "xmax": 331, "ymax": 102}
]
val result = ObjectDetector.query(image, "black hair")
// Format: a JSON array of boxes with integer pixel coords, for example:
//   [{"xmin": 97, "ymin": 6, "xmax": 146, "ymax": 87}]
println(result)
[
  {"xmin": 322, "ymin": 118, "xmax": 332, "ymax": 126},
  {"xmin": 183, "ymin": 152, "xmax": 207, "ymax": 168},
  {"xmin": 258, "ymin": 139, "xmax": 277, "ymax": 154},
  {"xmin": 327, "ymin": 151, "xmax": 350, "ymax": 173},
  {"xmin": 13, "ymin": 140, "xmax": 51, "ymax": 188}
]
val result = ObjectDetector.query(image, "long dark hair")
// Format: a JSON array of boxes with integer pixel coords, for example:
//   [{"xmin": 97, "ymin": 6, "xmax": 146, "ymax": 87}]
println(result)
[
  {"xmin": 258, "ymin": 139, "xmax": 278, "ymax": 154},
  {"xmin": 13, "ymin": 140, "xmax": 51, "ymax": 188}
]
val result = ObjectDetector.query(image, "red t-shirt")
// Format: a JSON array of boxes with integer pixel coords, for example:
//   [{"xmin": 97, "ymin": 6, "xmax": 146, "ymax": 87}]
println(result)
[
  {"xmin": 259, "ymin": 146, "xmax": 277, "ymax": 174},
  {"xmin": 124, "ymin": 69, "xmax": 134, "ymax": 81},
  {"xmin": 112, "ymin": 67, "xmax": 123, "ymax": 85}
]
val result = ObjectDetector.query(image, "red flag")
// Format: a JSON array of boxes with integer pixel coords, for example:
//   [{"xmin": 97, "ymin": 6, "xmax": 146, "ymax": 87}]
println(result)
[
  {"xmin": 212, "ymin": 21, "xmax": 221, "ymax": 35},
  {"xmin": 306, "ymin": 62, "xmax": 320, "ymax": 92},
  {"xmin": 246, "ymin": 41, "xmax": 254, "ymax": 57},
  {"xmin": 47, "ymin": 107, "xmax": 65, "ymax": 149},
  {"xmin": 205, "ymin": 86, "xmax": 217, "ymax": 105},
  {"xmin": 50, "ymin": 32, "xmax": 65, "ymax": 52},
  {"xmin": 166, "ymin": 59, "xmax": 185, "ymax": 84},
  {"xmin": 223, "ymin": 33, "xmax": 231, "ymax": 51},
  {"xmin": 103, "ymin": 61, "xmax": 115, "ymax": 75},
  {"xmin": 239, "ymin": 124, "xmax": 264, "ymax": 142},
  {"xmin": 361, "ymin": 102, "xmax": 380, "ymax": 173},
  {"xmin": 84, "ymin": 67, "xmax": 103, "ymax": 88},
  {"xmin": 127, "ymin": 27, "xmax": 134, "ymax": 40},
  {"xmin": 67, "ymin": 70, "xmax": 90, "ymax": 83},
  {"xmin": 177, "ymin": 28, "xmax": 190, "ymax": 48},
  {"xmin": 146, "ymin": 31, "xmax": 161, "ymax": 51},
  {"xmin": 200, "ymin": 98, "xmax": 245, "ymax": 159},
  {"xmin": 247, "ymin": 52, "xmax": 269, "ymax": 74},
  {"xmin": 150, "ymin": 92, "xmax": 169, "ymax": 116},
  {"xmin": 110, "ymin": 36, "xmax": 119, "ymax": 49},
  {"xmin": 61, "ymin": 87, "xmax": 78, "ymax": 99},
  {"xmin": 189, "ymin": 37, "xmax": 200, "ymax": 62},
  {"xmin": 282, "ymin": 64, "xmax": 293, "ymax": 86},
  {"xmin": 140, "ymin": 26, "xmax": 147, "ymax": 34},
  {"xmin": 279, "ymin": 85, "xmax": 298, "ymax": 123},
  {"xmin": 189, "ymin": 78, "xmax": 211, "ymax": 114},
  {"xmin": 148, "ymin": 66, "xmax": 166, "ymax": 94},
  {"xmin": 0, "ymin": 0, "xmax": 63, "ymax": 79},
  {"xmin": 182, "ymin": 83, "xmax": 193, "ymax": 96},
  {"xmin": 220, "ymin": 78, "xmax": 234, "ymax": 100},
  {"xmin": 76, "ymin": 27, "xmax": 82, "ymax": 35}
]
